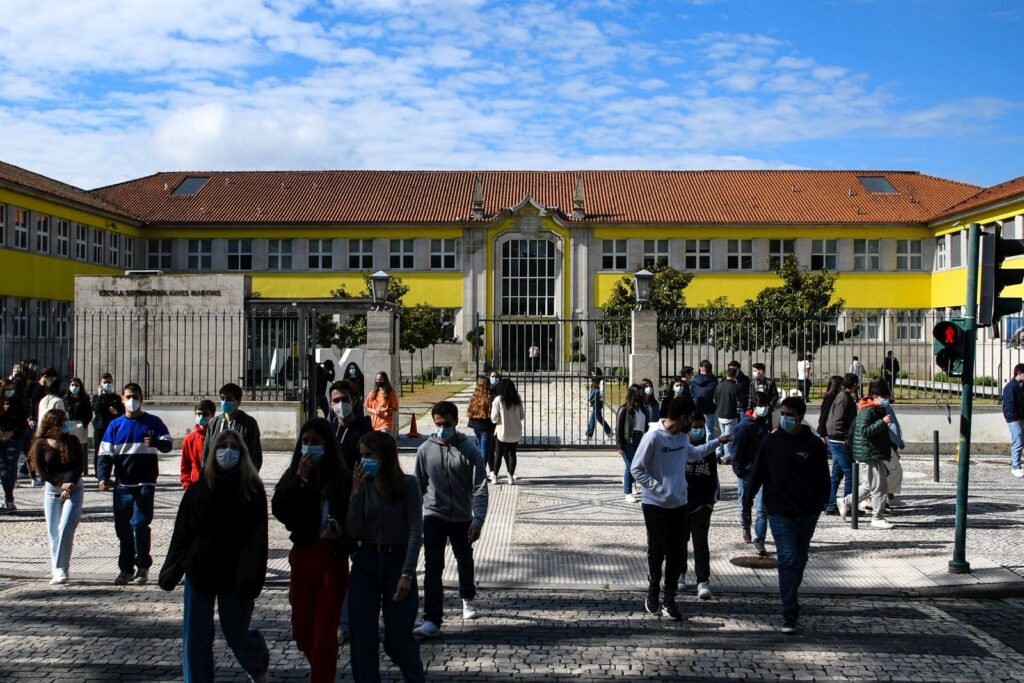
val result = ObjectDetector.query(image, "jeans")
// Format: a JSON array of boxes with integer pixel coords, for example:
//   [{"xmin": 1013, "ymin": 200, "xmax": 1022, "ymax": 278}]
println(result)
[
  {"xmin": 826, "ymin": 440, "xmax": 854, "ymax": 511},
  {"xmin": 622, "ymin": 432, "xmax": 642, "ymax": 494},
  {"xmin": 717, "ymin": 417, "xmax": 737, "ymax": 460},
  {"xmin": 422, "ymin": 516, "xmax": 476, "ymax": 627},
  {"xmin": 768, "ymin": 514, "xmax": 818, "ymax": 622},
  {"xmin": 182, "ymin": 578, "xmax": 268, "ymax": 683},
  {"xmin": 348, "ymin": 549, "xmax": 425, "ymax": 683},
  {"xmin": 1010, "ymin": 421, "xmax": 1023, "ymax": 471},
  {"xmin": 44, "ymin": 481, "xmax": 84, "ymax": 573},
  {"xmin": 112, "ymin": 484, "xmax": 155, "ymax": 573},
  {"xmin": 704, "ymin": 413, "xmax": 719, "ymax": 445},
  {"xmin": 0, "ymin": 438, "xmax": 22, "ymax": 504},
  {"xmin": 736, "ymin": 475, "xmax": 767, "ymax": 542},
  {"xmin": 476, "ymin": 430, "xmax": 492, "ymax": 471},
  {"xmin": 683, "ymin": 504, "xmax": 713, "ymax": 585},
  {"xmin": 587, "ymin": 403, "xmax": 612, "ymax": 437},
  {"xmin": 799, "ymin": 379, "xmax": 811, "ymax": 399},
  {"xmin": 641, "ymin": 503, "xmax": 687, "ymax": 599}
]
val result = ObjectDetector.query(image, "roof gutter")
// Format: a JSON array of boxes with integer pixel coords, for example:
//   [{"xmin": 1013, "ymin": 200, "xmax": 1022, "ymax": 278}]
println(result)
[{"xmin": 928, "ymin": 192, "xmax": 1024, "ymax": 229}]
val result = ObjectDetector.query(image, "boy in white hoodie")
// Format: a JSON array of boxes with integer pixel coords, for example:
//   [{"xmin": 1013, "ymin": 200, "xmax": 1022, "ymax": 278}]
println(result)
[{"xmin": 631, "ymin": 396, "xmax": 730, "ymax": 619}]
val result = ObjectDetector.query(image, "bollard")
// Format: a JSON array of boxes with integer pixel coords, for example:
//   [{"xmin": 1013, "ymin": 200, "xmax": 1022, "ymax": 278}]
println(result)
[
  {"xmin": 850, "ymin": 459, "xmax": 859, "ymax": 530},
  {"xmin": 933, "ymin": 430, "xmax": 940, "ymax": 482}
]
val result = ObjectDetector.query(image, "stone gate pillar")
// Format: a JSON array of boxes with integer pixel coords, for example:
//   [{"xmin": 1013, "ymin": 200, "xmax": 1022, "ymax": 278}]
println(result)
[
  {"xmin": 364, "ymin": 309, "xmax": 401, "ymax": 393},
  {"xmin": 629, "ymin": 309, "xmax": 660, "ymax": 387}
]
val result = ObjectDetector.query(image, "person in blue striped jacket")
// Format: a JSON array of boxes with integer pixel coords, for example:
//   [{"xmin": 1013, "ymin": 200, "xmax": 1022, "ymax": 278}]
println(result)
[{"xmin": 97, "ymin": 383, "xmax": 172, "ymax": 586}]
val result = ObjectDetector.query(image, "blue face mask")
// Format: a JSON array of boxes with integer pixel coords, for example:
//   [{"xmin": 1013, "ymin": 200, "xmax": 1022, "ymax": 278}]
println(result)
[
  {"xmin": 195, "ymin": 414, "xmax": 210, "ymax": 426},
  {"xmin": 673, "ymin": 385, "xmax": 684, "ymax": 394},
  {"xmin": 689, "ymin": 428, "xmax": 705, "ymax": 441},
  {"xmin": 360, "ymin": 457, "xmax": 380, "ymax": 477},
  {"xmin": 435, "ymin": 426, "xmax": 456, "ymax": 441},
  {"xmin": 3, "ymin": 390, "xmax": 13, "ymax": 398},
  {"xmin": 879, "ymin": 399, "xmax": 891, "ymax": 408},
  {"xmin": 779, "ymin": 415, "xmax": 798, "ymax": 432},
  {"xmin": 302, "ymin": 444, "xmax": 325, "ymax": 462},
  {"xmin": 63, "ymin": 421, "xmax": 72, "ymax": 434},
  {"xmin": 221, "ymin": 400, "xmax": 237, "ymax": 414},
  {"xmin": 70, "ymin": 385, "xmax": 81, "ymax": 395},
  {"xmin": 489, "ymin": 377, "xmax": 498, "ymax": 386}
]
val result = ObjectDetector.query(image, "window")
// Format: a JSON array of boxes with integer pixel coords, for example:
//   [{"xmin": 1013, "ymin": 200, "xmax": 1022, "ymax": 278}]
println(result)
[
  {"xmin": 75, "ymin": 225, "xmax": 88, "ymax": 260},
  {"xmin": 147, "ymin": 239, "xmax": 173, "ymax": 270},
  {"xmin": 684, "ymin": 239, "xmax": 711, "ymax": 270},
  {"xmin": 0, "ymin": 205, "xmax": 5, "ymax": 246},
  {"xmin": 896, "ymin": 240, "xmax": 922, "ymax": 270},
  {"xmin": 35, "ymin": 214, "xmax": 50, "ymax": 253},
  {"xmin": 56, "ymin": 220, "xmax": 70, "ymax": 257},
  {"xmin": 430, "ymin": 239, "xmax": 457, "ymax": 270},
  {"xmin": 389, "ymin": 239, "xmax": 414, "ymax": 270},
  {"xmin": 858, "ymin": 176, "xmax": 898, "ymax": 194},
  {"xmin": 268, "ymin": 239, "xmax": 293, "ymax": 270},
  {"xmin": 853, "ymin": 239, "xmax": 880, "ymax": 270},
  {"xmin": 109, "ymin": 233, "xmax": 120, "ymax": 266},
  {"xmin": 897, "ymin": 311, "xmax": 924, "ymax": 341},
  {"xmin": 601, "ymin": 239, "xmax": 627, "ymax": 270},
  {"xmin": 768, "ymin": 239, "xmax": 795, "ymax": 269},
  {"xmin": 348, "ymin": 239, "xmax": 373, "ymax": 270},
  {"xmin": 811, "ymin": 239, "xmax": 837, "ymax": 271},
  {"xmin": 36, "ymin": 300, "xmax": 49, "ymax": 338},
  {"xmin": 936, "ymin": 238, "xmax": 947, "ymax": 269},
  {"xmin": 727, "ymin": 239, "xmax": 753, "ymax": 270},
  {"xmin": 171, "ymin": 177, "xmax": 209, "ymax": 196},
  {"xmin": 950, "ymin": 232, "xmax": 962, "ymax": 268},
  {"xmin": 500, "ymin": 238, "xmax": 556, "ymax": 316},
  {"xmin": 642, "ymin": 239, "xmax": 669, "ymax": 268},
  {"xmin": 863, "ymin": 314, "xmax": 883, "ymax": 341},
  {"xmin": 91, "ymin": 228, "xmax": 104, "ymax": 263},
  {"xmin": 12, "ymin": 299, "xmax": 28, "ymax": 339},
  {"xmin": 13, "ymin": 208, "xmax": 28, "ymax": 249},
  {"xmin": 308, "ymin": 239, "xmax": 333, "ymax": 270},
  {"xmin": 187, "ymin": 239, "xmax": 212, "ymax": 270},
  {"xmin": 124, "ymin": 236, "xmax": 134, "ymax": 268},
  {"xmin": 227, "ymin": 239, "xmax": 252, "ymax": 271},
  {"xmin": 54, "ymin": 302, "xmax": 70, "ymax": 338}
]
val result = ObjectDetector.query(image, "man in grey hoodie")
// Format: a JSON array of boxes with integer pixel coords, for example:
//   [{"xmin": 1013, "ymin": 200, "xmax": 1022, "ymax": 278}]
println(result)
[
  {"xmin": 413, "ymin": 400, "xmax": 489, "ymax": 639},
  {"xmin": 631, "ymin": 396, "xmax": 730, "ymax": 620}
]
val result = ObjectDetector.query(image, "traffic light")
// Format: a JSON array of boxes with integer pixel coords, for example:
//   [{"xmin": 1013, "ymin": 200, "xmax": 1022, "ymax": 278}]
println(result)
[
  {"xmin": 979, "ymin": 227, "xmax": 1024, "ymax": 331},
  {"xmin": 933, "ymin": 318, "xmax": 968, "ymax": 377}
]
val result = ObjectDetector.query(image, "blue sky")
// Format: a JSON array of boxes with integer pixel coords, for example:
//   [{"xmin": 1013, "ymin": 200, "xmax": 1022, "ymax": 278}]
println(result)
[{"xmin": 0, "ymin": 0, "xmax": 1020, "ymax": 189}]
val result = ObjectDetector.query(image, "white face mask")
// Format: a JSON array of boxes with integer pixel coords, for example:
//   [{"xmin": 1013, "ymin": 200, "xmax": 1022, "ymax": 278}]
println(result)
[
  {"xmin": 333, "ymin": 401, "xmax": 353, "ymax": 419},
  {"xmin": 216, "ymin": 447, "xmax": 241, "ymax": 469},
  {"xmin": 124, "ymin": 398, "xmax": 141, "ymax": 413},
  {"xmin": 755, "ymin": 406, "xmax": 768, "ymax": 417}
]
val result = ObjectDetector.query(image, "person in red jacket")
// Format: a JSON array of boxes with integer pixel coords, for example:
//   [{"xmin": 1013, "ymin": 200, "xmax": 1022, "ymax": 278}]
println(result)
[{"xmin": 180, "ymin": 400, "xmax": 216, "ymax": 490}]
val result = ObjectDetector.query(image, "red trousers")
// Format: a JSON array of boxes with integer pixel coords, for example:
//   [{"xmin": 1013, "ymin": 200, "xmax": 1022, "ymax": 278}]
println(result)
[{"xmin": 288, "ymin": 540, "xmax": 349, "ymax": 683}]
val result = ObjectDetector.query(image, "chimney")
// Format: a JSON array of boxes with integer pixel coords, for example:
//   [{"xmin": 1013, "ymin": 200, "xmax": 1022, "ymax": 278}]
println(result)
[
  {"xmin": 471, "ymin": 174, "xmax": 485, "ymax": 220},
  {"xmin": 573, "ymin": 174, "xmax": 585, "ymax": 220}
]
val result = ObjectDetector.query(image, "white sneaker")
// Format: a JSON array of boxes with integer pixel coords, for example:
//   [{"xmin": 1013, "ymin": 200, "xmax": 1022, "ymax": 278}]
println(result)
[
  {"xmin": 133, "ymin": 568, "xmax": 149, "ymax": 585},
  {"xmin": 50, "ymin": 570, "xmax": 68, "ymax": 585},
  {"xmin": 836, "ymin": 497, "xmax": 849, "ymax": 521},
  {"xmin": 870, "ymin": 518, "xmax": 894, "ymax": 530},
  {"xmin": 507, "ymin": 474, "xmax": 516, "ymax": 485},
  {"xmin": 488, "ymin": 472, "xmax": 497, "ymax": 484},
  {"xmin": 624, "ymin": 493, "xmax": 636, "ymax": 503},
  {"xmin": 1013, "ymin": 469, "xmax": 1024, "ymax": 478},
  {"xmin": 697, "ymin": 582, "xmax": 712, "ymax": 600},
  {"xmin": 462, "ymin": 599, "xmax": 478, "ymax": 620},
  {"xmin": 413, "ymin": 620, "xmax": 441, "ymax": 639}
]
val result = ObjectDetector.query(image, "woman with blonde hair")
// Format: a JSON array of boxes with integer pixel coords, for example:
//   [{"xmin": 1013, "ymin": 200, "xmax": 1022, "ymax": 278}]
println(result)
[
  {"xmin": 33, "ymin": 407, "xmax": 85, "ymax": 585},
  {"xmin": 159, "ymin": 429, "xmax": 270, "ymax": 683}
]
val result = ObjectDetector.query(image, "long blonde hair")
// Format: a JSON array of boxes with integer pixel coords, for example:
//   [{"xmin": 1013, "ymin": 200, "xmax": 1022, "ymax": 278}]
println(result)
[{"xmin": 204, "ymin": 429, "xmax": 262, "ymax": 501}]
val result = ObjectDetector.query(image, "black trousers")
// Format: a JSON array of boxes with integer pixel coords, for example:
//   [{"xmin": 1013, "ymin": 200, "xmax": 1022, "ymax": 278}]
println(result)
[
  {"xmin": 492, "ymin": 441, "xmax": 518, "ymax": 476},
  {"xmin": 683, "ymin": 504, "xmax": 713, "ymax": 585},
  {"xmin": 641, "ymin": 503, "xmax": 687, "ymax": 598}
]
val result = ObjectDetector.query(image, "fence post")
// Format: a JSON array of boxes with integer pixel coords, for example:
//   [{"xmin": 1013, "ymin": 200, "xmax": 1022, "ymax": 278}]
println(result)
[
  {"xmin": 850, "ymin": 460, "xmax": 859, "ymax": 530},
  {"xmin": 933, "ymin": 430, "xmax": 940, "ymax": 482},
  {"xmin": 629, "ymin": 309, "xmax": 660, "ymax": 389}
]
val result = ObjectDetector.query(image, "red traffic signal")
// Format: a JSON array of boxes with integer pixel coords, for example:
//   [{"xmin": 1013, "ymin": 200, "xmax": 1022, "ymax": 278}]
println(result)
[{"xmin": 933, "ymin": 320, "xmax": 962, "ymax": 346}]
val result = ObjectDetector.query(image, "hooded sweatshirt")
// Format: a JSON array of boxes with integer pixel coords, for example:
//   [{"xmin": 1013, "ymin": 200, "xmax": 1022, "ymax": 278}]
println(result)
[
  {"xmin": 691, "ymin": 374, "xmax": 718, "ymax": 414},
  {"xmin": 743, "ymin": 424, "xmax": 830, "ymax": 517},
  {"xmin": 630, "ymin": 420, "xmax": 719, "ymax": 508},
  {"xmin": 415, "ymin": 432, "xmax": 489, "ymax": 527}
]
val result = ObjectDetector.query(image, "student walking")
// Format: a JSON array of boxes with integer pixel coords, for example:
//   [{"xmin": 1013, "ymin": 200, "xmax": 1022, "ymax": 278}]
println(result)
[
  {"xmin": 344, "ymin": 362, "xmax": 366, "ymax": 405},
  {"xmin": 882, "ymin": 351, "xmax": 901, "ymax": 391},
  {"xmin": 490, "ymin": 378, "xmax": 525, "ymax": 485},
  {"xmin": 849, "ymin": 356, "xmax": 865, "ymax": 391},
  {"xmin": 748, "ymin": 363, "xmax": 779, "ymax": 425},
  {"xmin": 328, "ymin": 380, "xmax": 372, "ymax": 471},
  {"xmin": 796, "ymin": 354, "xmax": 813, "ymax": 400},
  {"xmin": 692, "ymin": 361, "xmax": 719, "ymax": 443},
  {"xmin": 97, "ymin": 383, "xmax": 173, "ymax": 585},
  {"xmin": 33, "ymin": 408, "xmax": 85, "ymax": 585},
  {"xmin": 714, "ymin": 367, "xmax": 740, "ymax": 463},
  {"xmin": 683, "ymin": 413, "xmax": 719, "ymax": 600},
  {"xmin": 159, "ymin": 430, "xmax": 270, "ymax": 683},
  {"xmin": 64, "ymin": 377, "xmax": 93, "ymax": 476},
  {"xmin": 742, "ymin": 396, "xmax": 830, "ymax": 635},
  {"xmin": 180, "ymin": 400, "xmax": 216, "ymax": 490},
  {"xmin": 347, "ymin": 431, "xmax": 426, "ymax": 683},
  {"xmin": 202, "ymin": 383, "xmax": 263, "ymax": 471},
  {"xmin": 816, "ymin": 376, "xmax": 844, "ymax": 441},
  {"xmin": 0, "ymin": 380, "xmax": 28, "ymax": 513},
  {"xmin": 879, "ymin": 385, "xmax": 906, "ymax": 508},
  {"xmin": 1003, "ymin": 364, "xmax": 1024, "ymax": 478},
  {"xmin": 466, "ymin": 376, "xmax": 497, "ymax": 475},
  {"xmin": 616, "ymin": 384, "xmax": 646, "ymax": 503},
  {"xmin": 586, "ymin": 376, "xmax": 613, "ymax": 439},
  {"xmin": 366, "ymin": 371, "xmax": 399, "ymax": 435},
  {"xmin": 659, "ymin": 376, "xmax": 690, "ymax": 418},
  {"xmin": 32, "ymin": 368, "xmax": 64, "ymax": 486},
  {"xmin": 413, "ymin": 401, "xmax": 489, "ymax": 639},
  {"xmin": 837, "ymin": 380, "xmax": 896, "ymax": 529},
  {"xmin": 631, "ymin": 396, "xmax": 728, "ymax": 619},
  {"xmin": 640, "ymin": 378, "xmax": 660, "ymax": 422},
  {"xmin": 824, "ymin": 375, "xmax": 858, "ymax": 515},
  {"xmin": 91, "ymin": 373, "xmax": 124, "ymax": 473},
  {"xmin": 272, "ymin": 419, "xmax": 354, "ymax": 683},
  {"xmin": 731, "ymin": 392, "xmax": 772, "ymax": 553}
]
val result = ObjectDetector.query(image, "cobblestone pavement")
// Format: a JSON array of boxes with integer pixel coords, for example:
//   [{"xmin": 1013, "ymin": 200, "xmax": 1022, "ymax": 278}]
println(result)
[{"xmin": 2, "ymin": 579, "xmax": 1024, "ymax": 681}]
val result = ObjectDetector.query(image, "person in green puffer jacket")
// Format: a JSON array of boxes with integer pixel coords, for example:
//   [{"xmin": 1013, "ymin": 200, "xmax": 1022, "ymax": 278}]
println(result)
[{"xmin": 836, "ymin": 379, "xmax": 894, "ymax": 529}]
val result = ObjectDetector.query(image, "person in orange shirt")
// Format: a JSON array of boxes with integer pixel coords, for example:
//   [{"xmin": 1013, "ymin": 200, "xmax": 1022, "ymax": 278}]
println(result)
[
  {"xmin": 364, "ymin": 372, "xmax": 399, "ymax": 434},
  {"xmin": 180, "ymin": 400, "xmax": 216, "ymax": 490}
]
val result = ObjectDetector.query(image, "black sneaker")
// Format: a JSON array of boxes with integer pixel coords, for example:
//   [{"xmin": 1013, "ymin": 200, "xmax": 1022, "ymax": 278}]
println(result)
[
  {"xmin": 781, "ymin": 619, "xmax": 803, "ymax": 635},
  {"xmin": 644, "ymin": 591, "xmax": 659, "ymax": 614},
  {"xmin": 660, "ymin": 599, "xmax": 682, "ymax": 621},
  {"xmin": 753, "ymin": 539, "xmax": 767, "ymax": 556}
]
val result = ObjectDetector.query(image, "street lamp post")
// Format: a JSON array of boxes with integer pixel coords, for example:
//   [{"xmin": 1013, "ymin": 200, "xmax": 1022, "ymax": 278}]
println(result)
[
  {"xmin": 370, "ymin": 270, "xmax": 391, "ymax": 311},
  {"xmin": 634, "ymin": 269, "xmax": 654, "ymax": 310}
]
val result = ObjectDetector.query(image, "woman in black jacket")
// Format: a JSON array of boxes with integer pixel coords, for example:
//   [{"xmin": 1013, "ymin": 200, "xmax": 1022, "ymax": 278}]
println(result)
[
  {"xmin": 615, "ymin": 384, "xmax": 645, "ymax": 503},
  {"xmin": 271, "ymin": 418, "xmax": 353, "ymax": 683},
  {"xmin": 159, "ymin": 429, "xmax": 269, "ymax": 683},
  {"xmin": 816, "ymin": 376, "xmax": 844, "ymax": 440},
  {"xmin": 63, "ymin": 377, "xmax": 93, "ymax": 475}
]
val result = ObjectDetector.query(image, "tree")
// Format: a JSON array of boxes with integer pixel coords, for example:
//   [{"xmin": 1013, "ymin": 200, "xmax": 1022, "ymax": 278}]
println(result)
[
  {"xmin": 400, "ymin": 303, "xmax": 444, "ymax": 386},
  {"xmin": 599, "ymin": 262, "xmax": 694, "ymax": 347},
  {"xmin": 315, "ymin": 273, "xmax": 410, "ymax": 350}
]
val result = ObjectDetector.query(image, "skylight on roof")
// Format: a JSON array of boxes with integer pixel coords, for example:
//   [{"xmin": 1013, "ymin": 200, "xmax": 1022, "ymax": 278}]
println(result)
[
  {"xmin": 171, "ymin": 176, "xmax": 209, "ymax": 196},
  {"xmin": 858, "ymin": 176, "xmax": 897, "ymax": 194}
]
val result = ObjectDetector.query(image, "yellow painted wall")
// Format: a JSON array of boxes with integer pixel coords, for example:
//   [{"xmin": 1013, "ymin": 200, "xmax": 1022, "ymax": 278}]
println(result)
[
  {"xmin": 933, "ymin": 198, "xmax": 1024, "ymax": 236},
  {"xmin": 0, "ymin": 250, "xmax": 121, "ymax": 300},
  {"xmin": 251, "ymin": 271, "xmax": 463, "ymax": 306}
]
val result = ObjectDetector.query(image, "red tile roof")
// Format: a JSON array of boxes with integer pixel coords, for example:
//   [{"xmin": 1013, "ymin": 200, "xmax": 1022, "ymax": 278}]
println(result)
[
  {"xmin": 91, "ymin": 170, "xmax": 981, "ymax": 226},
  {"xmin": 932, "ymin": 175, "xmax": 1024, "ymax": 222},
  {"xmin": 0, "ymin": 160, "xmax": 138, "ymax": 220}
]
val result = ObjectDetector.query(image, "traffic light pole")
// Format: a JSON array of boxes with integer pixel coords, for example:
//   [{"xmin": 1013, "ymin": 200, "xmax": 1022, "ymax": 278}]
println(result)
[{"xmin": 949, "ymin": 222, "xmax": 980, "ymax": 574}]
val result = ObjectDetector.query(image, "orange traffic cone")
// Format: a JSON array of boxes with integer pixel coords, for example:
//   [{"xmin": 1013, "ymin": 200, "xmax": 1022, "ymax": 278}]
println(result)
[{"xmin": 407, "ymin": 412, "xmax": 421, "ymax": 438}]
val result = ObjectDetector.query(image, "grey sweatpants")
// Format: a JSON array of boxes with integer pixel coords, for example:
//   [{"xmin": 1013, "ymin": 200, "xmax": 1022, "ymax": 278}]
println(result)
[{"xmin": 844, "ymin": 460, "xmax": 888, "ymax": 519}]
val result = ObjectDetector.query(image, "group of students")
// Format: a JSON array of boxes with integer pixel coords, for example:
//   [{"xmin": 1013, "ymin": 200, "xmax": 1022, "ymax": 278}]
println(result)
[{"xmin": 464, "ymin": 370, "xmax": 526, "ymax": 485}]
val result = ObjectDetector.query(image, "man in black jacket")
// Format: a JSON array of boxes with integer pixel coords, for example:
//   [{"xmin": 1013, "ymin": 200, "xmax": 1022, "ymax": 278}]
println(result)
[
  {"xmin": 713, "ymin": 367, "xmax": 740, "ymax": 464},
  {"xmin": 748, "ymin": 363, "xmax": 779, "ymax": 425},
  {"xmin": 203, "ymin": 383, "xmax": 263, "ymax": 471},
  {"xmin": 327, "ymin": 380, "xmax": 371, "ymax": 471},
  {"xmin": 728, "ymin": 360, "xmax": 750, "ymax": 416},
  {"xmin": 91, "ymin": 373, "xmax": 124, "ymax": 473},
  {"xmin": 743, "ymin": 396, "xmax": 829, "ymax": 635}
]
